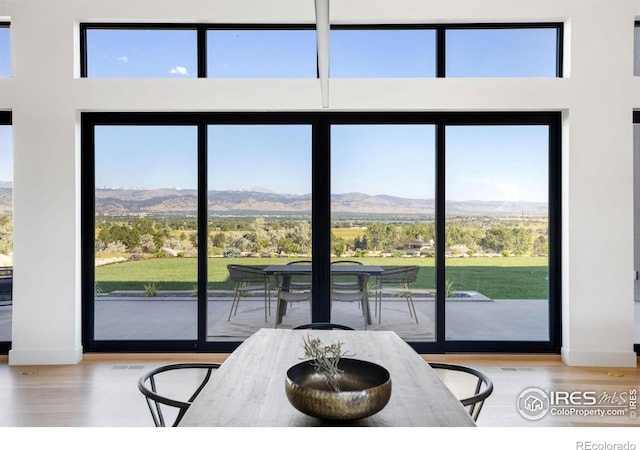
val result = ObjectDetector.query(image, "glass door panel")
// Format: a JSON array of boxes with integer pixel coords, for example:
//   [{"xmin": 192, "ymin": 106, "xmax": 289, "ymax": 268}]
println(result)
[
  {"xmin": 0, "ymin": 124, "xmax": 12, "ymax": 343},
  {"xmin": 330, "ymin": 124, "xmax": 436, "ymax": 340},
  {"xmin": 445, "ymin": 125, "xmax": 550, "ymax": 341},
  {"xmin": 207, "ymin": 125, "xmax": 312, "ymax": 340},
  {"xmin": 94, "ymin": 125, "xmax": 198, "ymax": 340},
  {"xmin": 634, "ymin": 123, "xmax": 640, "ymax": 345}
]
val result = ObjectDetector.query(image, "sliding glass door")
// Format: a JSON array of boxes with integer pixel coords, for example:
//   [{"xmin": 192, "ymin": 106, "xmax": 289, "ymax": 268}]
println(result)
[
  {"xmin": 330, "ymin": 124, "xmax": 436, "ymax": 341},
  {"xmin": 444, "ymin": 125, "xmax": 551, "ymax": 342},
  {"xmin": 82, "ymin": 112, "xmax": 560, "ymax": 353},
  {"xmin": 0, "ymin": 116, "xmax": 12, "ymax": 351},
  {"xmin": 93, "ymin": 125, "xmax": 198, "ymax": 340},
  {"xmin": 634, "ymin": 117, "xmax": 640, "ymax": 350},
  {"xmin": 206, "ymin": 124, "xmax": 312, "ymax": 340}
]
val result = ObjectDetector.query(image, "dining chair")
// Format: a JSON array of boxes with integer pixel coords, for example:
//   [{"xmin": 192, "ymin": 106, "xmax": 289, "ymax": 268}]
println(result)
[
  {"xmin": 428, "ymin": 362, "xmax": 494, "ymax": 422},
  {"xmin": 285, "ymin": 260, "xmax": 312, "ymax": 289},
  {"xmin": 137, "ymin": 362, "xmax": 221, "ymax": 427},
  {"xmin": 374, "ymin": 265, "xmax": 420, "ymax": 324},
  {"xmin": 293, "ymin": 322, "xmax": 355, "ymax": 330},
  {"xmin": 273, "ymin": 270, "xmax": 312, "ymax": 328},
  {"xmin": 226, "ymin": 264, "xmax": 271, "ymax": 322},
  {"xmin": 331, "ymin": 271, "xmax": 370, "ymax": 330},
  {"xmin": 331, "ymin": 260, "xmax": 363, "ymax": 289}
]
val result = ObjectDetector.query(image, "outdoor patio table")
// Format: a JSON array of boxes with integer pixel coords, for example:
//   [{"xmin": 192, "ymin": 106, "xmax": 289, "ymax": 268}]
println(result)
[
  {"xmin": 263, "ymin": 264, "xmax": 383, "ymax": 324},
  {"xmin": 179, "ymin": 328, "xmax": 476, "ymax": 426}
]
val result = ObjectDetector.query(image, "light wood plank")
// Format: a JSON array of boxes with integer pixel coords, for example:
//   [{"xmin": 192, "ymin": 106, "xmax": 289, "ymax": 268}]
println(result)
[{"xmin": 0, "ymin": 352, "xmax": 637, "ymax": 427}]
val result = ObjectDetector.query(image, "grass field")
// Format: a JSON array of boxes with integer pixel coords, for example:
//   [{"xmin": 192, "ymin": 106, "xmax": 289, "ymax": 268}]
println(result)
[
  {"xmin": 332, "ymin": 227, "xmax": 368, "ymax": 241},
  {"xmin": 95, "ymin": 256, "xmax": 549, "ymax": 299}
]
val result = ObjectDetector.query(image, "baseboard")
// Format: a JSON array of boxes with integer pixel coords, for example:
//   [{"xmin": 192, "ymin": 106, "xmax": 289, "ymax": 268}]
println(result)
[
  {"xmin": 8, "ymin": 346, "xmax": 83, "ymax": 365},
  {"xmin": 561, "ymin": 348, "xmax": 638, "ymax": 367},
  {"xmin": 81, "ymin": 352, "xmax": 231, "ymax": 363}
]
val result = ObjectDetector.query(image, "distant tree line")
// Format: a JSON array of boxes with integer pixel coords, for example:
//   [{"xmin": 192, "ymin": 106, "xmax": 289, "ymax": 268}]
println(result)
[
  {"xmin": 338, "ymin": 222, "xmax": 547, "ymax": 257},
  {"xmin": 0, "ymin": 214, "xmax": 12, "ymax": 255},
  {"xmin": 92, "ymin": 216, "xmax": 548, "ymax": 258}
]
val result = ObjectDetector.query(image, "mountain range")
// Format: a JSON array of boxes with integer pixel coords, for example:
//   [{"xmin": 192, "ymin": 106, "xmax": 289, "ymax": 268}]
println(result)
[
  {"xmin": 0, "ymin": 186, "xmax": 548, "ymax": 217},
  {"xmin": 91, "ymin": 187, "xmax": 546, "ymax": 217}
]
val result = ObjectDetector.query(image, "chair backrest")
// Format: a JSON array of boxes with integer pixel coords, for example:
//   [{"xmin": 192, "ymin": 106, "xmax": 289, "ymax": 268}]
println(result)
[
  {"xmin": 274, "ymin": 271, "xmax": 312, "ymax": 290},
  {"xmin": 331, "ymin": 260, "xmax": 363, "ymax": 265},
  {"xmin": 331, "ymin": 272, "xmax": 369, "ymax": 303},
  {"xmin": 286, "ymin": 260, "xmax": 312, "ymax": 265},
  {"xmin": 428, "ymin": 362, "xmax": 493, "ymax": 422},
  {"xmin": 138, "ymin": 363, "xmax": 220, "ymax": 427},
  {"xmin": 227, "ymin": 264, "xmax": 266, "ymax": 282},
  {"xmin": 293, "ymin": 322, "xmax": 355, "ymax": 330},
  {"xmin": 331, "ymin": 271, "xmax": 368, "ymax": 289},
  {"xmin": 378, "ymin": 265, "xmax": 420, "ymax": 284}
]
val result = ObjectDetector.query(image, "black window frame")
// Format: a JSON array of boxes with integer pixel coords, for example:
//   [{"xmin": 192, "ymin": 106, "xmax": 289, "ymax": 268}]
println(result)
[
  {"xmin": 330, "ymin": 22, "xmax": 564, "ymax": 78},
  {"xmin": 0, "ymin": 22, "xmax": 9, "ymax": 78},
  {"xmin": 440, "ymin": 23, "xmax": 564, "ymax": 78},
  {"xmin": 80, "ymin": 22, "xmax": 564, "ymax": 79},
  {"xmin": 79, "ymin": 23, "xmax": 318, "ymax": 79},
  {"xmin": 0, "ymin": 110, "xmax": 11, "ymax": 355},
  {"xmin": 634, "ymin": 110, "xmax": 639, "ymax": 355},
  {"xmin": 635, "ymin": 21, "xmax": 640, "ymax": 77},
  {"xmin": 81, "ymin": 111, "xmax": 561, "ymax": 355}
]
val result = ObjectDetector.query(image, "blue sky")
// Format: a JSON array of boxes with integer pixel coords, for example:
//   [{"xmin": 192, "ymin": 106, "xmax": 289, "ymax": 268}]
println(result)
[
  {"xmin": 84, "ymin": 27, "xmax": 556, "ymax": 78},
  {"xmin": 446, "ymin": 28, "xmax": 557, "ymax": 77},
  {"xmin": 94, "ymin": 123, "xmax": 548, "ymax": 202},
  {"xmin": 208, "ymin": 125, "xmax": 312, "ymax": 194},
  {"xmin": 331, "ymin": 125, "xmax": 435, "ymax": 198},
  {"xmin": 446, "ymin": 126, "xmax": 548, "ymax": 202},
  {"xmin": 208, "ymin": 30, "xmax": 317, "ymax": 78},
  {"xmin": 87, "ymin": 29, "xmax": 198, "ymax": 78},
  {"xmin": 95, "ymin": 126, "xmax": 198, "ymax": 189},
  {"xmin": 0, "ymin": 26, "xmax": 9, "ymax": 77},
  {"xmin": 331, "ymin": 29, "xmax": 436, "ymax": 77}
]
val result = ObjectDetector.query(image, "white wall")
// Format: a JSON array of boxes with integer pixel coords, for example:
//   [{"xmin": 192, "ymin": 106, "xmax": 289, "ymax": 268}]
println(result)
[{"xmin": 1, "ymin": 0, "xmax": 638, "ymax": 366}]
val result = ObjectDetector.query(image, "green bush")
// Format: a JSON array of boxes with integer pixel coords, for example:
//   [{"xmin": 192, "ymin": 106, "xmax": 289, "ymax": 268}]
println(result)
[
  {"xmin": 224, "ymin": 247, "xmax": 241, "ymax": 258},
  {"xmin": 143, "ymin": 282, "xmax": 157, "ymax": 297}
]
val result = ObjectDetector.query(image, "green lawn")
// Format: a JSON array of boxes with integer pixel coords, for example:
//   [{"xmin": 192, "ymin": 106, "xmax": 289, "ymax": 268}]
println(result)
[{"xmin": 95, "ymin": 256, "xmax": 549, "ymax": 299}]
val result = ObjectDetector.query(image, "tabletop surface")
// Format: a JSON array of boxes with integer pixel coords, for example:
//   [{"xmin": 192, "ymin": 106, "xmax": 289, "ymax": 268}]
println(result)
[{"xmin": 180, "ymin": 329, "xmax": 476, "ymax": 427}]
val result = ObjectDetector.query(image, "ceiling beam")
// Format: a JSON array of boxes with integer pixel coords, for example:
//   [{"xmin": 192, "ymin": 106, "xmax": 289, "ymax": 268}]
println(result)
[{"xmin": 315, "ymin": 0, "xmax": 330, "ymax": 108}]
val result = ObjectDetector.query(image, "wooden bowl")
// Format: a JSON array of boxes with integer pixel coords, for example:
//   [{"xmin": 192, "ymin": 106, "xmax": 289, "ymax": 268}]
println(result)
[{"xmin": 285, "ymin": 358, "xmax": 391, "ymax": 421}]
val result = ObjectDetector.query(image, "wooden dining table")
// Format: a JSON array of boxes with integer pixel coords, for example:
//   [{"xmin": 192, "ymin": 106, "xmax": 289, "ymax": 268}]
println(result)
[{"xmin": 179, "ymin": 329, "xmax": 476, "ymax": 427}]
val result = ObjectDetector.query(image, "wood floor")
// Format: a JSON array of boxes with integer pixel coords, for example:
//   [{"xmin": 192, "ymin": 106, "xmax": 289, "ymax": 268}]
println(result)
[{"xmin": 0, "ymin": 353, "xmax": 638, "ymax": 428}]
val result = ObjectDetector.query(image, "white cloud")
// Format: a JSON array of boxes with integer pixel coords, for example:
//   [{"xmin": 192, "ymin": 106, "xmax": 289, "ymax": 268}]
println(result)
[
  {"xmin": 117, "ymin": 56, "xmax": 129, "ymax": 63},
  {"xmin": 169, "ymin": 66, "xmax": 189, "ymax": 76}
]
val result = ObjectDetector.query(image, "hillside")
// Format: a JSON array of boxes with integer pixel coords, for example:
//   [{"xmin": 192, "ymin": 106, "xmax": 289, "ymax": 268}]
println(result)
[
  {"xmin": 0, "ymin": 187, "xmax": 547, "ymax": 217},
  {"xmin": 90, "ymin": 187, "xmax": 547, "ymax": 217}
]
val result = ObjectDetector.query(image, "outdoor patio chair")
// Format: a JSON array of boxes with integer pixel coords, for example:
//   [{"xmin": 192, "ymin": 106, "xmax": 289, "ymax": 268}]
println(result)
[
  {"xmin": 374, "ymin": 265, "xmax": 420, "ymax": 324},
  {"xmin": 227, "ymin": 264, "xmax": 271, "ymax": 322},
  {"xmin": 138, "ymin": 362, "xmax": 221, "ymax": 427},
  {"xmin": 331, "ymin": 260, "xmax": 363, "ymax": 289},
  {"xmin": 428, "ymin": 362, "xmax": 494, "ymax": 422},
  {"xmin": 331, "ymin": 271, "xmax": 370, "ymax": 330},
  {"xmin": 285, "ymin": 260, "xmax": 312, "ymax": 289},
  {"xmin": 273, "ymin": 270, "xmax": 312, "ymax": 328}
]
